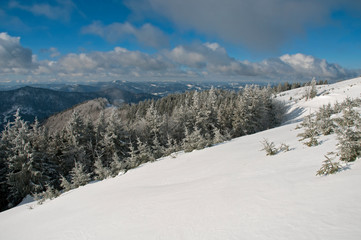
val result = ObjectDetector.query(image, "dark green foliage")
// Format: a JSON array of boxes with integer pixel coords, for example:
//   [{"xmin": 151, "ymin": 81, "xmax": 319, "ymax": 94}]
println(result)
[{"xmin": 0, "ymin": 86, "xmax": 286, "ymax": 210}]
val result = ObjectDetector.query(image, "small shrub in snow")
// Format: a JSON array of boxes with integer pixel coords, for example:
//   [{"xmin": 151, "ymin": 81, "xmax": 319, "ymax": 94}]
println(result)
[
  {"xmin": 304, "ymin": 135, "xmax": 319, "ymax": 147},
  {"xmin": 261, "ymin": 138, "xmax": 278, "ymax": 156},
  {"xmin": 279, "ymin": 143, "xmax": 290, "ymax": 152},
  {"xmin": 316, "ymin": 154, "xmax": 342, "ymax": 176},
  {"xmin": 33, "ymin": 184, "xmax": 60, "ymax": 204}
]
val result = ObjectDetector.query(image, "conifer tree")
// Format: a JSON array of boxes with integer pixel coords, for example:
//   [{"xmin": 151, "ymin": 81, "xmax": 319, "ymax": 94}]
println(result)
[
  {"xmin": 335, "ymin": 105, "xmax": 361, "ymax": 162},
  {"xmin": 94, "ymin": 154, "xmax": 111, "ymax": 180},
  {"xmin": 212, "ymin": 126, "xmax": 226, "ymax": 145},
  {"xmin": 164, "ymin": 134, "xmax": 178, "ymax": 156},
  {"xmin": 63, "ymin": 111, "xmax": 88, "ymax": 171},
  {"xmin": 136, "ymin": 137, "xmax": 155, "ymax": 164},
  {"xmin": 110, "ymin": 152, "xmax": 123, "ymax": 177},
  {"xmin": 103, "ymin": 109, "xmax": 128, "ymax": 167},
  {"xmin": 4, "ymin": 111, "xmax": 47, "ymax": 206},
  {"xmin": 152, "ymin": 135, "xmax": 164, "ymax": 159},
  {"xmin": 70, "ymin": 162, "xmax": 91, "ymax": 189},
  {"xmin": 60, "ymin": 175, "xmax": 72, "ymax": 192},
  {"xmin": 125, "ymin": 141, "xmax": 139, "ymax": 169},
  {"xmin": 297, "ymin": 114, "xmax": 319, "ymax": 146},
  {"xmin": 316, "ymin": 104, "xmax": 335, "ymax": 135}
]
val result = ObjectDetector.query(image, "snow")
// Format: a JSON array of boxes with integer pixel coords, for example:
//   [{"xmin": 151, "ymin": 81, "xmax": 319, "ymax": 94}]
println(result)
[
  {"xmin": 278, "ymin": 77, "xmax": 361, "ymax": 123},
  {"xmin": 1, "ymin": 77, "xmax": 361, "ymax": 240}
]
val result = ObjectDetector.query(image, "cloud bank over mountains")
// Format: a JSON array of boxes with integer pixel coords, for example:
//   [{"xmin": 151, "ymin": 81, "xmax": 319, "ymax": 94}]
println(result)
[{"xmin": 0, "ymin": 32, "xmax": 358, "ymax": 83}]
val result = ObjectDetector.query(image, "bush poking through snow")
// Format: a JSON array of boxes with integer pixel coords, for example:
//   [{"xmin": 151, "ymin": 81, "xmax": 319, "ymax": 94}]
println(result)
[
  {"xmin": 261, "ymin": 138, "xmax": 278, "ymax": 156},
  {"xmin": 33, "ymin": 184, "xmax": 60, "ymax": 204},
  {"xmin": 316, "ymin": 154, "xmax": 342, "ymax": 176},
  {"xmin": 279, "ymin": 143, "xmax": 290, "ymax": 152}
]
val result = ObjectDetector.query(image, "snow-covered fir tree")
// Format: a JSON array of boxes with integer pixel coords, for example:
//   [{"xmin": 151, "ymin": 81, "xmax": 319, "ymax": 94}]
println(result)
[{"xmin": 69, "ymin": 162, "xmax": 91, "ymax": 189}]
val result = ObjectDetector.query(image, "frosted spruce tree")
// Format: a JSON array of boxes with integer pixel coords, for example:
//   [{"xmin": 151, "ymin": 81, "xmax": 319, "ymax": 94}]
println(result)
[
  {"xmin": 93, "ymin": 154, "xmax": 111, "ymax": 180},
  {"xmin": 316, "ymin": 104, "xmax": 335, "ymax": 135},
  {"xmin": 69, "ymin": 162, "xmax": 91, "ymax": 189},
  {"xmin": 297, "ymin": 114, "xmax": 319, "ymax": 146},
  {"xmin": 102, "ymin": 109, "xmax": 128, "ymax": 168},
  {"xmin": 304, "ymin": 78, "xmax": 317, "ymax": 100},
  {"xmin": 109, "ymin": 152, "xmax": 123, "ymax": 177},
  {"xmin": 4, "ymin": 111, "xmax": 48, "ymax": 207},
  {"xmin": 335, "ymin": 104, "xmax": 361, "ymax": 162}
]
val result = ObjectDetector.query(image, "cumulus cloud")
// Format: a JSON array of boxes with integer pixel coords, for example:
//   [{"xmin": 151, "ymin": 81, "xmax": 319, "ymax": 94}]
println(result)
[
  {"xmin": 47, "ymin": 47, "xmax": 174, "ymax": 79},
  {"xmin": 126, "ymin": 0, "xmax": 361, "ymax": 50},
  {"xmin": 0, "ymin": 32, "xmax": 34, "ymax": 73},
  {"xmin": 278, "ymin": 53, "xmax": 348, "ymax": 78},
  {"xmin": 254, "ymin": 54, "xmax": 353, "ymax": 80},
  {"xmin": 0, "ymin": 32, "xmax": 358, "ymax": 82},
  {"xmin": 44, "ymin": 42, "xmax": 356, "ymax": 82},
  {"xmin": 163, "ymin": 43, "xmax": 357, "ymax": 80},
  {"xmin": 82, "ymin": 21, "xmax": 169, "ymax": 49},
  {"xmin": 8, "ymin": 0, "xmax": 76, "ymax": 21}
]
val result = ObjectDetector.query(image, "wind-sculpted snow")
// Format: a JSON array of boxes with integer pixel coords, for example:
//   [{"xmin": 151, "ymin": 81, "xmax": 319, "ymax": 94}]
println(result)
[{"xmin": 0, "ymin": 77, "xmax": 361, "ymax": 240}]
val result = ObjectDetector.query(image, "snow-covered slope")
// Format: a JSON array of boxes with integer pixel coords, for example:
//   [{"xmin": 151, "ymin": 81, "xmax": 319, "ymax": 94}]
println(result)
[
  {"xmin": 278, "ymin": 77, "xmax": 361, "ymax": 123},
  {"xmin": 1, "ymin": 78, "xmax": 361, "ymax": 240}
]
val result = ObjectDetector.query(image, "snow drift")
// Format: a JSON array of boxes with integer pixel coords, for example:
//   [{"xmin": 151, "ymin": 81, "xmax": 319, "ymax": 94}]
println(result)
[{"xmin": 0, "ymin": 77, "xmax": 361, "ymax": 240}]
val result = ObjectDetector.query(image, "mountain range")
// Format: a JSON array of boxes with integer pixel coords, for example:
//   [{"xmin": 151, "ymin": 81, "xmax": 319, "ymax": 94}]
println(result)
[{"xmin": 0, "ymin": 85, "xmax": 157, "ymax": 130}]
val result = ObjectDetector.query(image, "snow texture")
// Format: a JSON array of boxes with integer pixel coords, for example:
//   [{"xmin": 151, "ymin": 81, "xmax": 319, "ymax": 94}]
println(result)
[{"xmin": 0, "ymin": 77, "xmax": 361, "ymax": 240}]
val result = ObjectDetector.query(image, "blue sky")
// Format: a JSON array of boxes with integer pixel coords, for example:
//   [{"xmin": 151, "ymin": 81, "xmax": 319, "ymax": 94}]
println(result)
[{"xmin": 0, "ymin": 0, "xmax": 361, "ymax": 84}]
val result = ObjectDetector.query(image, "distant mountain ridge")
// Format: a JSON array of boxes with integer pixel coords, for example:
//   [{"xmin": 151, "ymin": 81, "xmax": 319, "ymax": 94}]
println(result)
[
  {"xmin": 0, "ymin": 80, "xmax": 246, "ymax": 96},
  {"xmin": 0, "ymin": 86, "xmax": 157, "ymax": 129},
  {"xmin": 0, "ymin": 80, "xmax": 250, "ymax": 130}
]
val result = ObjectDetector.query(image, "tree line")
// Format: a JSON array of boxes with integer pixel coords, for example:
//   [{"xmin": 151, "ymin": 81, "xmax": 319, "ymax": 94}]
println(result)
[{"xmin": 0, "ymin": 85, "xmax": 286, "ymax": 211}]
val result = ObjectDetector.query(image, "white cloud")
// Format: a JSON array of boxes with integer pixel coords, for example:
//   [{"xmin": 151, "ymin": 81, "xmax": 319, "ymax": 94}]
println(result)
[
  {"xmin": 0, "ymin": 32, "xmax": 34, "ymax": 73},
  {"xmin": 49, "ymin": 47, "xmax": 174, "ymax": 79},
  {"xmin": 82, "ymin": 21, "xmax": 169, "ymax": 49},
  {"xmin": 258, "ymin": 53, "xmax": 351, "ymax": 80},
  {"xmin": 0, "ymin": 33, "xmax": 358, "ymax": 83}
]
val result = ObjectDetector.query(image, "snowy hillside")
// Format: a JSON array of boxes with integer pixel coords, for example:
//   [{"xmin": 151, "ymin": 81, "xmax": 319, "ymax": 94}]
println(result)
[{"xmin": 0, "ymin": 78, "xmax": 361, "ymax": 240}]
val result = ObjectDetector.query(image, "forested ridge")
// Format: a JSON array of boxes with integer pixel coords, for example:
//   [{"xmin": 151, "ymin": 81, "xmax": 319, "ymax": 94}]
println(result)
[{"xmin": 0, "ymin": 85, "xmax": 286, "ymax": 211}]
